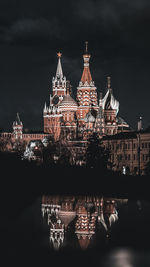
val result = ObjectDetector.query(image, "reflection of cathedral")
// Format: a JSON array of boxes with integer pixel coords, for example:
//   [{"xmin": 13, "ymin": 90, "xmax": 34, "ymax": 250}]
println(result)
[
  {"xmin": 43, "ymin": 43, "xmax": 129, "ymax": 141},
  {"xmin": 41, "ymin": 195, "xmax": 126, "ymax": 250}
]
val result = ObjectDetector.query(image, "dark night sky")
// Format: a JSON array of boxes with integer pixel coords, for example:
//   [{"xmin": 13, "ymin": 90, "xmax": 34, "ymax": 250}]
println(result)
[{"xmin": 0, "ymin": 0, "xmax": 150, "ymax": 131}]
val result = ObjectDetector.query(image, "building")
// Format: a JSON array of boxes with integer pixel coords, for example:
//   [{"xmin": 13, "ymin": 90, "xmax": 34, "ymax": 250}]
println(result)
[
  {"xmin": 0, "ymin": 43, "xmax": 150, "ymax": 174},
  {"xmin": 43, "ymin": 43, "xmax": 130, "ymax": 141},
  {"xmin": 102, "ymin": 128, "xmax": 150, "ymax": 175}
]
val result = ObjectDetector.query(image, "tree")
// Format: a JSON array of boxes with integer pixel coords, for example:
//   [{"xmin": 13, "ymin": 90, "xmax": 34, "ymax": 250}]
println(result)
[
  {"xmin": 42, "ymin": 135, "xmax": 57, "ymax": 165},
  {"xmin": 86, "ymin": 133, "xmax": 112, "ymax": 172},
  {"xmin": 0, "ymin": 134, "xmax": 13, "ymax": 152}
]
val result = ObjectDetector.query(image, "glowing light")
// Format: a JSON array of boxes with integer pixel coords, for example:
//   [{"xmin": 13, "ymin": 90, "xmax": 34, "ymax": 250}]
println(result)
[
  {"xmin": 57, "ymin": 52, "xmax": 62, "ymax": 58},
  {"xmin": 104, "ymin": 249, "xmax": 135, "ymax": 267}
]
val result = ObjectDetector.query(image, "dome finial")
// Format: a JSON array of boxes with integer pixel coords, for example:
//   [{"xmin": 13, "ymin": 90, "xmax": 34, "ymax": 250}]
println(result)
[
  {"xmin": 85, "ymin": 41, "xmax": 88, "ymax": 54},
  {"xmin": 66, "ymin": 80, "xmax": 70, "ymax": 95},
  {"xmin": 107, "ymin": 76, "xmax": 111, "ymax": 89}
]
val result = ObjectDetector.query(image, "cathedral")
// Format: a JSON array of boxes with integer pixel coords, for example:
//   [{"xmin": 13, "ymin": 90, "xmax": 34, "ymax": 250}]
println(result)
[
  {"xmin": 2, "ymin": 43, "xmax": 150, "ymax": 175},
  {"xmin": 43, "ymin": 43, "xmax": 129, "ymax": 141}
]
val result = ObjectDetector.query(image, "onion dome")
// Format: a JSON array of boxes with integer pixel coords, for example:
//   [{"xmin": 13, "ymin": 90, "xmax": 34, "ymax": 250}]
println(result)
[
  {"xmin": 59, "ymin": 81, "xmax": 78, "ymax": 111},
  {"xmin": 84, "ymin": 111, "xmax": 95, "ymax": 123},
  {"xmin": 59, "ymin": 95, "xmax": 78, "ymax": 111},
  {"xmin": 57, "ymin": 210, "xmax": 76, "ymax": 229},
  {"xmin": 102, "ymin": 77, "xmax": 119, "ymax": 115}
]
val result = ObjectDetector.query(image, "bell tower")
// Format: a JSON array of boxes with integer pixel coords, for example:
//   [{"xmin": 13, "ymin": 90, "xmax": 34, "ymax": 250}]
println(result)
[
  {"xmin": 51, "ymin": 52, "xmax": 66, "ymax": 99},
  {"xmin": 76, "ymin": 42, "xmax": 98, "ymax": 126},
  {"xmin": 12, "ymin": 113, "xmax": 23, "ymax": 140}
]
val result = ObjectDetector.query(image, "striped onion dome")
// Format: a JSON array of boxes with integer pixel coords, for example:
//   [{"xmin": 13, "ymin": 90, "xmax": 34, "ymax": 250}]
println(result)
[
  {"xmin": 58, "ymin": 210, "xmax": 76, "ymax": 229},
  {"xmin": 59, "ymin": 94, "xmax": 78, "ymax": 111}
]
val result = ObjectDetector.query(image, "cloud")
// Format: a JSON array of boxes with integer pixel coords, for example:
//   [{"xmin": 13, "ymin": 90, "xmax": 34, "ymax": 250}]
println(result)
[
  {"xmin": 0, "ymin": 17, "xmax": 63, "ymax": 45},
  {"xmin": 73, "ymin": 0, "xmax": 150, "ymax": 26}
]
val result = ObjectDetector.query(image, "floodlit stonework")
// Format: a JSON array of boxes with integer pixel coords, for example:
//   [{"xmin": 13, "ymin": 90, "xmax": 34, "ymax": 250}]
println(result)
[{"xmin": 1, "ymin": 43, "xmax": 150, "ymax": 175}]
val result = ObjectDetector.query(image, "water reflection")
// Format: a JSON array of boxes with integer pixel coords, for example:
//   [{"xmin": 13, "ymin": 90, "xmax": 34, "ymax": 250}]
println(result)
[
  {"xmin": 102, "ymin": 248, "xmax": 135, "ymax": 267},
  {"xmin": 41, "ymin": 196, "xmax": 128, "ymax": 250}
]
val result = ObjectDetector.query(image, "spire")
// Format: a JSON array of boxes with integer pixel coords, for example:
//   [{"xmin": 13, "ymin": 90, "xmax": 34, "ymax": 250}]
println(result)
[
  {"xmin": 99, "ymin": 92, "xmax": 103, "ymax": 106},
  {"xmin": 138, "ymin": 116, "xmax": 143, "ymax": 131},
  {"xmin": 43, "ymin": 102, "xmax": 47, "ymax": 113},
  {"xmin": 66, "ymin": 80, "xmax": 70, "ymax": 95},
  {"xmin": 80, "ymin": 41, "xmax": 92, "ymax": 85},
  {"xmin": 85, "ymin": 41, "xmax": 88, "ymax": 54},
  {"xmin": 107, "ymin": 76, "xmax": 111, "ymax": 90},
  {"xmin": 13, "ymin": 112, "xmax": 23, "ymax": 139},
  {"xmin": 14, "ymin": 112, "xmax": 22, "ymax": 126},
  {"xmin": 56, "ymin": 52, "xmax": 63, "ymax": 79}
]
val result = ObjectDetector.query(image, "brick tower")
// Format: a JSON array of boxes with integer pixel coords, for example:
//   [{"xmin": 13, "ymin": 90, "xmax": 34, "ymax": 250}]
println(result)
[
  {"xmin": 43, "ymin": 52, "xmax": 66, "ymax": 139},
  {"xmin": 75, "ymin": 199, "xmax": 96, "ymax": 250},
  {"xmin": 76, "ymin": 42, "xmax": 98, "ymax": 128},
  {"xmin": 12, "ymin": 113, "xmax": 23, "ymax": 140}
]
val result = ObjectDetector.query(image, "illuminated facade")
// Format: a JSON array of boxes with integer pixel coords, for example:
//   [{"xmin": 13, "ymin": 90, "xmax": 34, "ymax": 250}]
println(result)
[
  {"xmin": 43, "ymin": 43, "xmax": 129, "ymax": 141},
  {"xmin": 1, "ymin": 44, "xmax": 150, "ymax": 175}
]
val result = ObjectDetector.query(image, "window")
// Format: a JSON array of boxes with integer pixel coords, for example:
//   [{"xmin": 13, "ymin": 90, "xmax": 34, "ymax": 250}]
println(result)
[
  {"xmin": 133, "ymin": 154, "xmax": 136, "ymax": 160},
  {"xmin": 128, "ymin": 154, "xmax": 130, "ymax": 160},
  {"xmin": 128, "ymin": 143, "xmax": 130, "ymax": 149},
  {"xmin": 124, "ymin": 144, "xmax": 127, "ymax": 149}
]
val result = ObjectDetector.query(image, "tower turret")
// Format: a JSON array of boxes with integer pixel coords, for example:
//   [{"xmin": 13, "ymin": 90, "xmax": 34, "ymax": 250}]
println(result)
[
  {"xmin": 12, "ymin": 113, "xmax": 23, "ymax": 139},
  {"xmin": 76, "ymin": 42, "xmax": 98, "ymax": 127},
  {"xmin": 52, "ymin": 52, "xmax": 66, "ymax": 98},
  {"xmin": 102, "ymin": 77, "xmax": 119, "ymax": 135}
]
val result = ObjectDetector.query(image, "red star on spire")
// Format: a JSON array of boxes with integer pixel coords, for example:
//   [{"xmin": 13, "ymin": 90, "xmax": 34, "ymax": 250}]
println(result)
[{"xmin": 57, "ymin": 52, "xmax": 62, "ymax": 58}]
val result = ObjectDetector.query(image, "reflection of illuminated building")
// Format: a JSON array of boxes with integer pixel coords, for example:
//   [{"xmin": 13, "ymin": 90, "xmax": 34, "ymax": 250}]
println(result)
[
  {"xmin": 75, "ymin": 201, "xmax": 96, "ymax": 250},
  {"xmin": 41, "ymin": 195, "xmax": 127, "ymax": 251},
  {"xmin": 58, "ymin": 201, "xmax": 76, "ymax": 230},
  {"xmin": 49, "ymin": 217, "xmax": 64, "ymax": 250}
]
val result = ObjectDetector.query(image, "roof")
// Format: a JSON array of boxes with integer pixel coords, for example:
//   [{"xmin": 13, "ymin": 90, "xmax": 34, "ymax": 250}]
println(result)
[
  {"xmin": 102, "ymin": 131, "xmax": 137, "ymax": 140},
  {"xmin": 58, "ymin": 210, "xmax": 76, "ymax": 228},
  {"xmin": 56, "ymin": 54, "xmax": 63, "ymax": 79},
  {"xmin": 13, "ymin": 113, "xmax": 22, "ymax": 126},
  {"xmin": 117, "ymin": 116, "xmax": 128, "ymax": 125},
  {"xmin": 59, "ymin": 94, "xmax": 78, "ymax": 111},
  {"xmin": 81, "ymin": 53, "xmax": 93, "ymax": 85}
]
